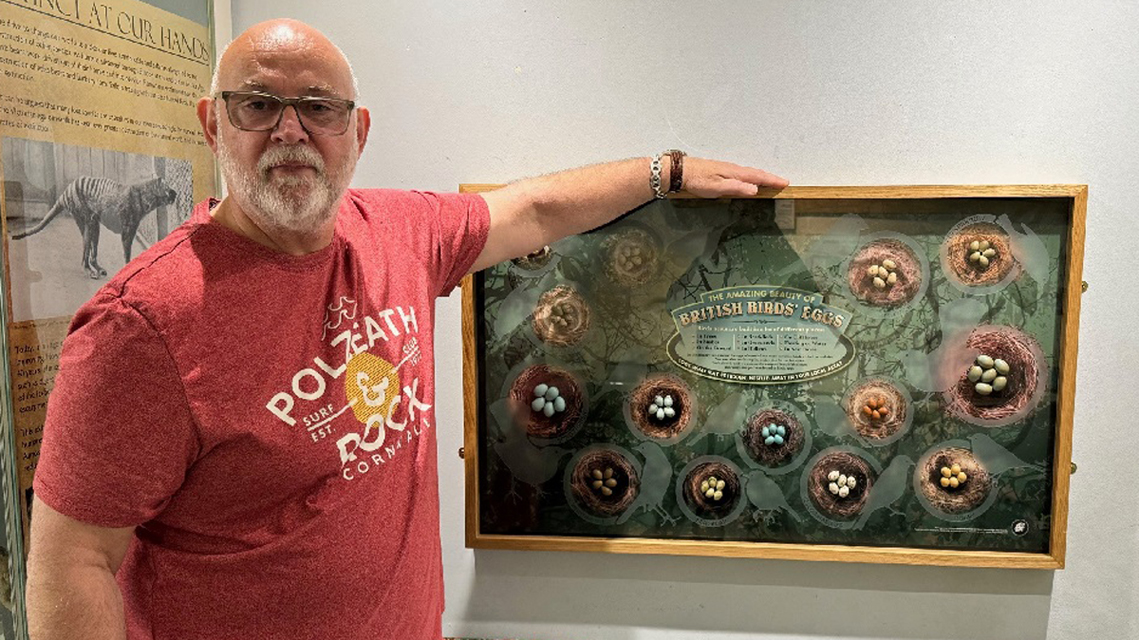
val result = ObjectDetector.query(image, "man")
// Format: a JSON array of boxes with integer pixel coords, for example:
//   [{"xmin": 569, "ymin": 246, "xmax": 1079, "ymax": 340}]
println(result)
[{"xmin": 25, "ymin": 19, "xmax": 788, "ymax": 640}]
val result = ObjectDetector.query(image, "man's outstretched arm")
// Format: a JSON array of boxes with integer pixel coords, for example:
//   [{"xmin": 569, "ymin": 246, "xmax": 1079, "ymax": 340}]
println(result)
[{"xmin": 472, "ymin": 155, "xmax": 789, "ymax": 273}]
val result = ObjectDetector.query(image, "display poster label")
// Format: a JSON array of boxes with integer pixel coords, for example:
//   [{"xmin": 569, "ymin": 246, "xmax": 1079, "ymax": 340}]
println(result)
[
  {"xmin": 667, "ymin": 286, "xmax": 856, "ymax": 384},
  {"xmin": 0, "ymin": 0, "xmax": 215, "ymax": 549}
]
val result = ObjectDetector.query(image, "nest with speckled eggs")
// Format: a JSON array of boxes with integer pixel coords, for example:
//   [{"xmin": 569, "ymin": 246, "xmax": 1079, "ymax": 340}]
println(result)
[
  {"xmin": 603, "ymin": 228, "xmax": 660, "ymax": 287},
  {"xmin": 629, "ymin": 374, "xmax": 695, "ymax": 441},
  {"xmin": 532, "ymin": 285, "xmax": 591, "ymax": 347},
  {"xmin": 846, "ymin": 239, "xmax": 922, "ymax": 308},
  {"xmin": 569, "ymin": 448, "xmax": 640, "ymax": 517},
  {"xmin": 945, "ymin": 223, "xmax": 1016, "ymax": 286},
  {"xmin": 807, "ymin": 452, "xmax": 875, "ymax": 520}
]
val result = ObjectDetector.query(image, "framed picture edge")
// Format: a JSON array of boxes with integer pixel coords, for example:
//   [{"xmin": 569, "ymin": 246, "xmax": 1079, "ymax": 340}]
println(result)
[{"xmin": 458, "ymin": 183, "xmax": 1087, "ymax": 570}]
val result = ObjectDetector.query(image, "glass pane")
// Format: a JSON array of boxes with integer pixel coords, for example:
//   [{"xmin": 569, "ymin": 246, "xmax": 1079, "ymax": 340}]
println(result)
[{"xmin": 475, "ymin": 195, "xmax": 1074, "ymax": 555}]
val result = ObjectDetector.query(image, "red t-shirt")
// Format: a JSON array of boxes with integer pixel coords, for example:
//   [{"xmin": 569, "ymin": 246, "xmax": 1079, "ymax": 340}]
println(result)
[{"xmin": 34, "ymin": 189, "xmax": 489, "ymax": 639}]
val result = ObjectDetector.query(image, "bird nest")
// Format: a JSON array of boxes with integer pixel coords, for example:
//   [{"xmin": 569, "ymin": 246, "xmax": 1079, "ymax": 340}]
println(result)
[
  {"xmin": 508, "ymin": 364, "xmax": 584, "ymax": 439},
  {"xmin": 532, "ymin": 285, "xmax": 591, "ymax": 347},
  {"xmin": 942, "ymin": 326, "xmax": 1044, "ymax": 424},
  {"xmin": 846, "ymin": 238, "xmax": 923, "ymax": 308},
  {"xmin": 681, "ymin": 460, "xmax": 741, "ymax": 519},
  {"xmin": 512, "ymin": 245, "xmax": 553, "ymax": 270},
  {"xmin": 569, "ymin": 448, "xmax": 640, "ymax": 517},
  {"xmin": 742, "ymin": 408, "xmax": 804, "ymax": 466},
  {"xmin": 603, "ymin": 228, "xmax": 660, "ymax": 287},
  {"xmin": 807, "ymin": 451, "xmax": 875, "ymax": 520},
  {"xmin": 944, "ymin": 223, "xmax": 1015, "ymax": 286},
  {"xmin": 629, "ymin": 374, "xmax": 695, "ymax": 440},
  {"xmin": 919, "ymin": 447, "xmax": 992, "ymax": 515},
  {"xmin": 845, "ymin": 379, "xmax": 909, "ymax": 441}
]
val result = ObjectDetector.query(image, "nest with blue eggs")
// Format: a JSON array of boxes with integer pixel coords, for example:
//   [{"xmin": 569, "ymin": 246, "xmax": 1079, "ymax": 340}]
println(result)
[
  {"xmin": 742, "ymin": 408, "xmax": 804, "ymax": 467},
  {"xmin": 509, "ymin": 364, "xmax": 584, "ymax": 439}
]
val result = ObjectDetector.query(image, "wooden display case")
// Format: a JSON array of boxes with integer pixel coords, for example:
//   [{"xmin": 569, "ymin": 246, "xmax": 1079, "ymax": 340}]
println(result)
[{"xmin": 461, "ymin": 185, "xmax": 1085, "ymax": 569}]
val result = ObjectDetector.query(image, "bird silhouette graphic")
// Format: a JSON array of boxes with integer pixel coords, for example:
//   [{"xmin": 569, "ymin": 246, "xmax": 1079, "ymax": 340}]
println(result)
[
  {"xmin": 897, "ymin": 297, "xmax": 987, "ymax": 393},
  {"xmin": 854, "ymin": 455, "xmax": 914, "ymax": 530},
  {"xmin": 491, "ymin": 277, "xmax": 547, "ymax": 342},
  {"xmin": 488, "ymin": 399, "xmax": 569, "ymax": 498},
  {"xmin": 802, "ymin": 214, "xmax": 868, "ymax": 273},
  {"xmin": 969, "ymin": 434, "xmax": 1047, "ymax": 476},
  {"xmin": 999, "ymin": 214, "xmax": 1050, "ymax": 294},
  {"xmin": 689, "ymin": 391, "xmax": 749, "ymax": 444},
  {"xmin": 810, "ymin": 394, "xmax": 857, "ymax": 438},
  {"xmin": 617, "ymin": 441, "xmax": 678, "ymax": 525},
  {"xmin": 744, "ymin": 469, "xmax": 802, "ymax": 524}
]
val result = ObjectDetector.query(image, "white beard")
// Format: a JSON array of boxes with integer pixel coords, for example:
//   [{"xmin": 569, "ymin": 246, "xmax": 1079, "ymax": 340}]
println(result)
[{"xmin": 217, "ymin": 132, "xmax": 357, "ymax": 235}]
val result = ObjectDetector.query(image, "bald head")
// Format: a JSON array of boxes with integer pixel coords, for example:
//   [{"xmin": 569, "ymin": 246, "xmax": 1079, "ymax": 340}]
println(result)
[{"xmin": 209, "ymin": 19, "xmax": 359, "ymax": 100}]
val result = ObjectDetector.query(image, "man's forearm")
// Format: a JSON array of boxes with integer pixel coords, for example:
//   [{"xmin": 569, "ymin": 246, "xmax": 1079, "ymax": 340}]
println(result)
[
  {"xmin": 473, "ymin": 155, "xmax": 788, "ymax": 272},
  {"xmin": 481, "ymin": 157, "xmax": 659, "ymax": 259},
  {"xmin": 27, "ymin": 563, "xmax": 126, "ymax": 640}
]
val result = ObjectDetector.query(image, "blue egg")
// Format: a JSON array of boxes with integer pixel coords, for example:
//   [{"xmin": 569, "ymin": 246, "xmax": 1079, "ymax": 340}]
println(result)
[
  {"xmin": 774, "ymin": 435, "xmax": 784, "ymax": 445},
  {"xmin": 777, "ymin": 426, "xmax": 786, "ymax": 436},
  {"xmin": 764, "ymin": 436, "xmax": 776, "ymax": 445},
  {"xmin": 761, "ymin": 426, "xmax": 771, "ymax": 437}
]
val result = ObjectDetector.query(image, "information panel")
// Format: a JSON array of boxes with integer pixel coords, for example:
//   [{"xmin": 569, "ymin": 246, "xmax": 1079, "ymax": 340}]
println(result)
[{"xmin": 0, "ymin": 0, "xmax": 215, "ymax": 564}]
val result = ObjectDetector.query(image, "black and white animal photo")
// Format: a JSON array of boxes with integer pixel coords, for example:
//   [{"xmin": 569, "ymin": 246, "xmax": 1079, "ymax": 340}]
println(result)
[{"xmin": 10, "ymin": 176, "xmax": 178, "ymax": 279}]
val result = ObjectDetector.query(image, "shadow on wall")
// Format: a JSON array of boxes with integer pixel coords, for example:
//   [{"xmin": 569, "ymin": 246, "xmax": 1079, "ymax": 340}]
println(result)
[{"xmin": 460, "ymin": 550, "xmax": 1054, "ymax": 639}]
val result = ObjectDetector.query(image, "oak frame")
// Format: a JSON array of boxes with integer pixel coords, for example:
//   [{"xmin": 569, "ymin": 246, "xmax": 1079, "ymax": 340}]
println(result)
[{"xmin": 459, "ymin": 184, "xmax": 1086, "ymax": 569}]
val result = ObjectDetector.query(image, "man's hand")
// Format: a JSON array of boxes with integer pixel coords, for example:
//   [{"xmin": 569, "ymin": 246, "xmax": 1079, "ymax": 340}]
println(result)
[
  {"xmin": 472, "ymin": 155, "xmax": 788, "ymax": 273},
  {"xmin": 681, "ymin": 157, "xmax": 789, "ymax": 197}
]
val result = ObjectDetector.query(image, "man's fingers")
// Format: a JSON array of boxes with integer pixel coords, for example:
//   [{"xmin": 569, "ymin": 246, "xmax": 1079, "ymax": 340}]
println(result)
[
  {"xmin": 733, "ymin": 165, "xmax": 789, "ymax": 189},
  {"xmin": 683, "ymin": 157, "xmax": 789, "ymax": 197},
  {"xmin": 720, "ymin": 179, "xmax": 764, "ymax": 197}
]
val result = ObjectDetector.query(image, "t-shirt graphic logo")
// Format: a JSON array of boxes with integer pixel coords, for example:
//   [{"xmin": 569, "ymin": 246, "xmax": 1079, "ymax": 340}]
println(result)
[
  {"xmin": 339, "ymin": 338, "xmax": 422, "ymax": 457},
  {"xmin": 322, "ymin": 296, "xmax": 358, "ymax": 340}
]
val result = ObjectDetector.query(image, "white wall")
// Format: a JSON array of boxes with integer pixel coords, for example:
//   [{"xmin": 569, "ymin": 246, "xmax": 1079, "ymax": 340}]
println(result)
[{"xmin": 230, "ymin": 2, "xmax": 1138, "ymax": 639}]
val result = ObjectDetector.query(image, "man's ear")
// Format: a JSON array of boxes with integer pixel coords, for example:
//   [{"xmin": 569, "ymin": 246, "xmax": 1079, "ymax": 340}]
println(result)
[
  {"xmin": 197, "ymin": 96, "xmax": 219, "ymax": 153},
  {"xmin": 355, "ymin": 106, "xmax": 371, "ymax": 155}
]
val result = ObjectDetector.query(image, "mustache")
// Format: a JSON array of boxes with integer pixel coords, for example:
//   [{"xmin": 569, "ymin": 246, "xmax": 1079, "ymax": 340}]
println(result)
[{"xmin": 258, "ymin": 145, "xmax": 326, "ymax": 177}]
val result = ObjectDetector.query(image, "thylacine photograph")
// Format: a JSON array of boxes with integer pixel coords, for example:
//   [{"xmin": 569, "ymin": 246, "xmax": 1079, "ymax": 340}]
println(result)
[{"xmin": 2, "ymin": 137, "xmax": 194, "ymax": 322}]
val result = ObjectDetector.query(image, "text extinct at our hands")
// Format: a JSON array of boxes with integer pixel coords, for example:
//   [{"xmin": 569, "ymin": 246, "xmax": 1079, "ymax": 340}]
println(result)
[{"xmin": 9, "ymin": 0, "xmax": 209, "ymax": 62}]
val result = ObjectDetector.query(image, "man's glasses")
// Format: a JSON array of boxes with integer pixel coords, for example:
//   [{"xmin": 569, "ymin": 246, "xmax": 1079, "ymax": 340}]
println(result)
[{"xmin": 218, "ymin": 91, "xmax": 356, "ymax": 136}]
